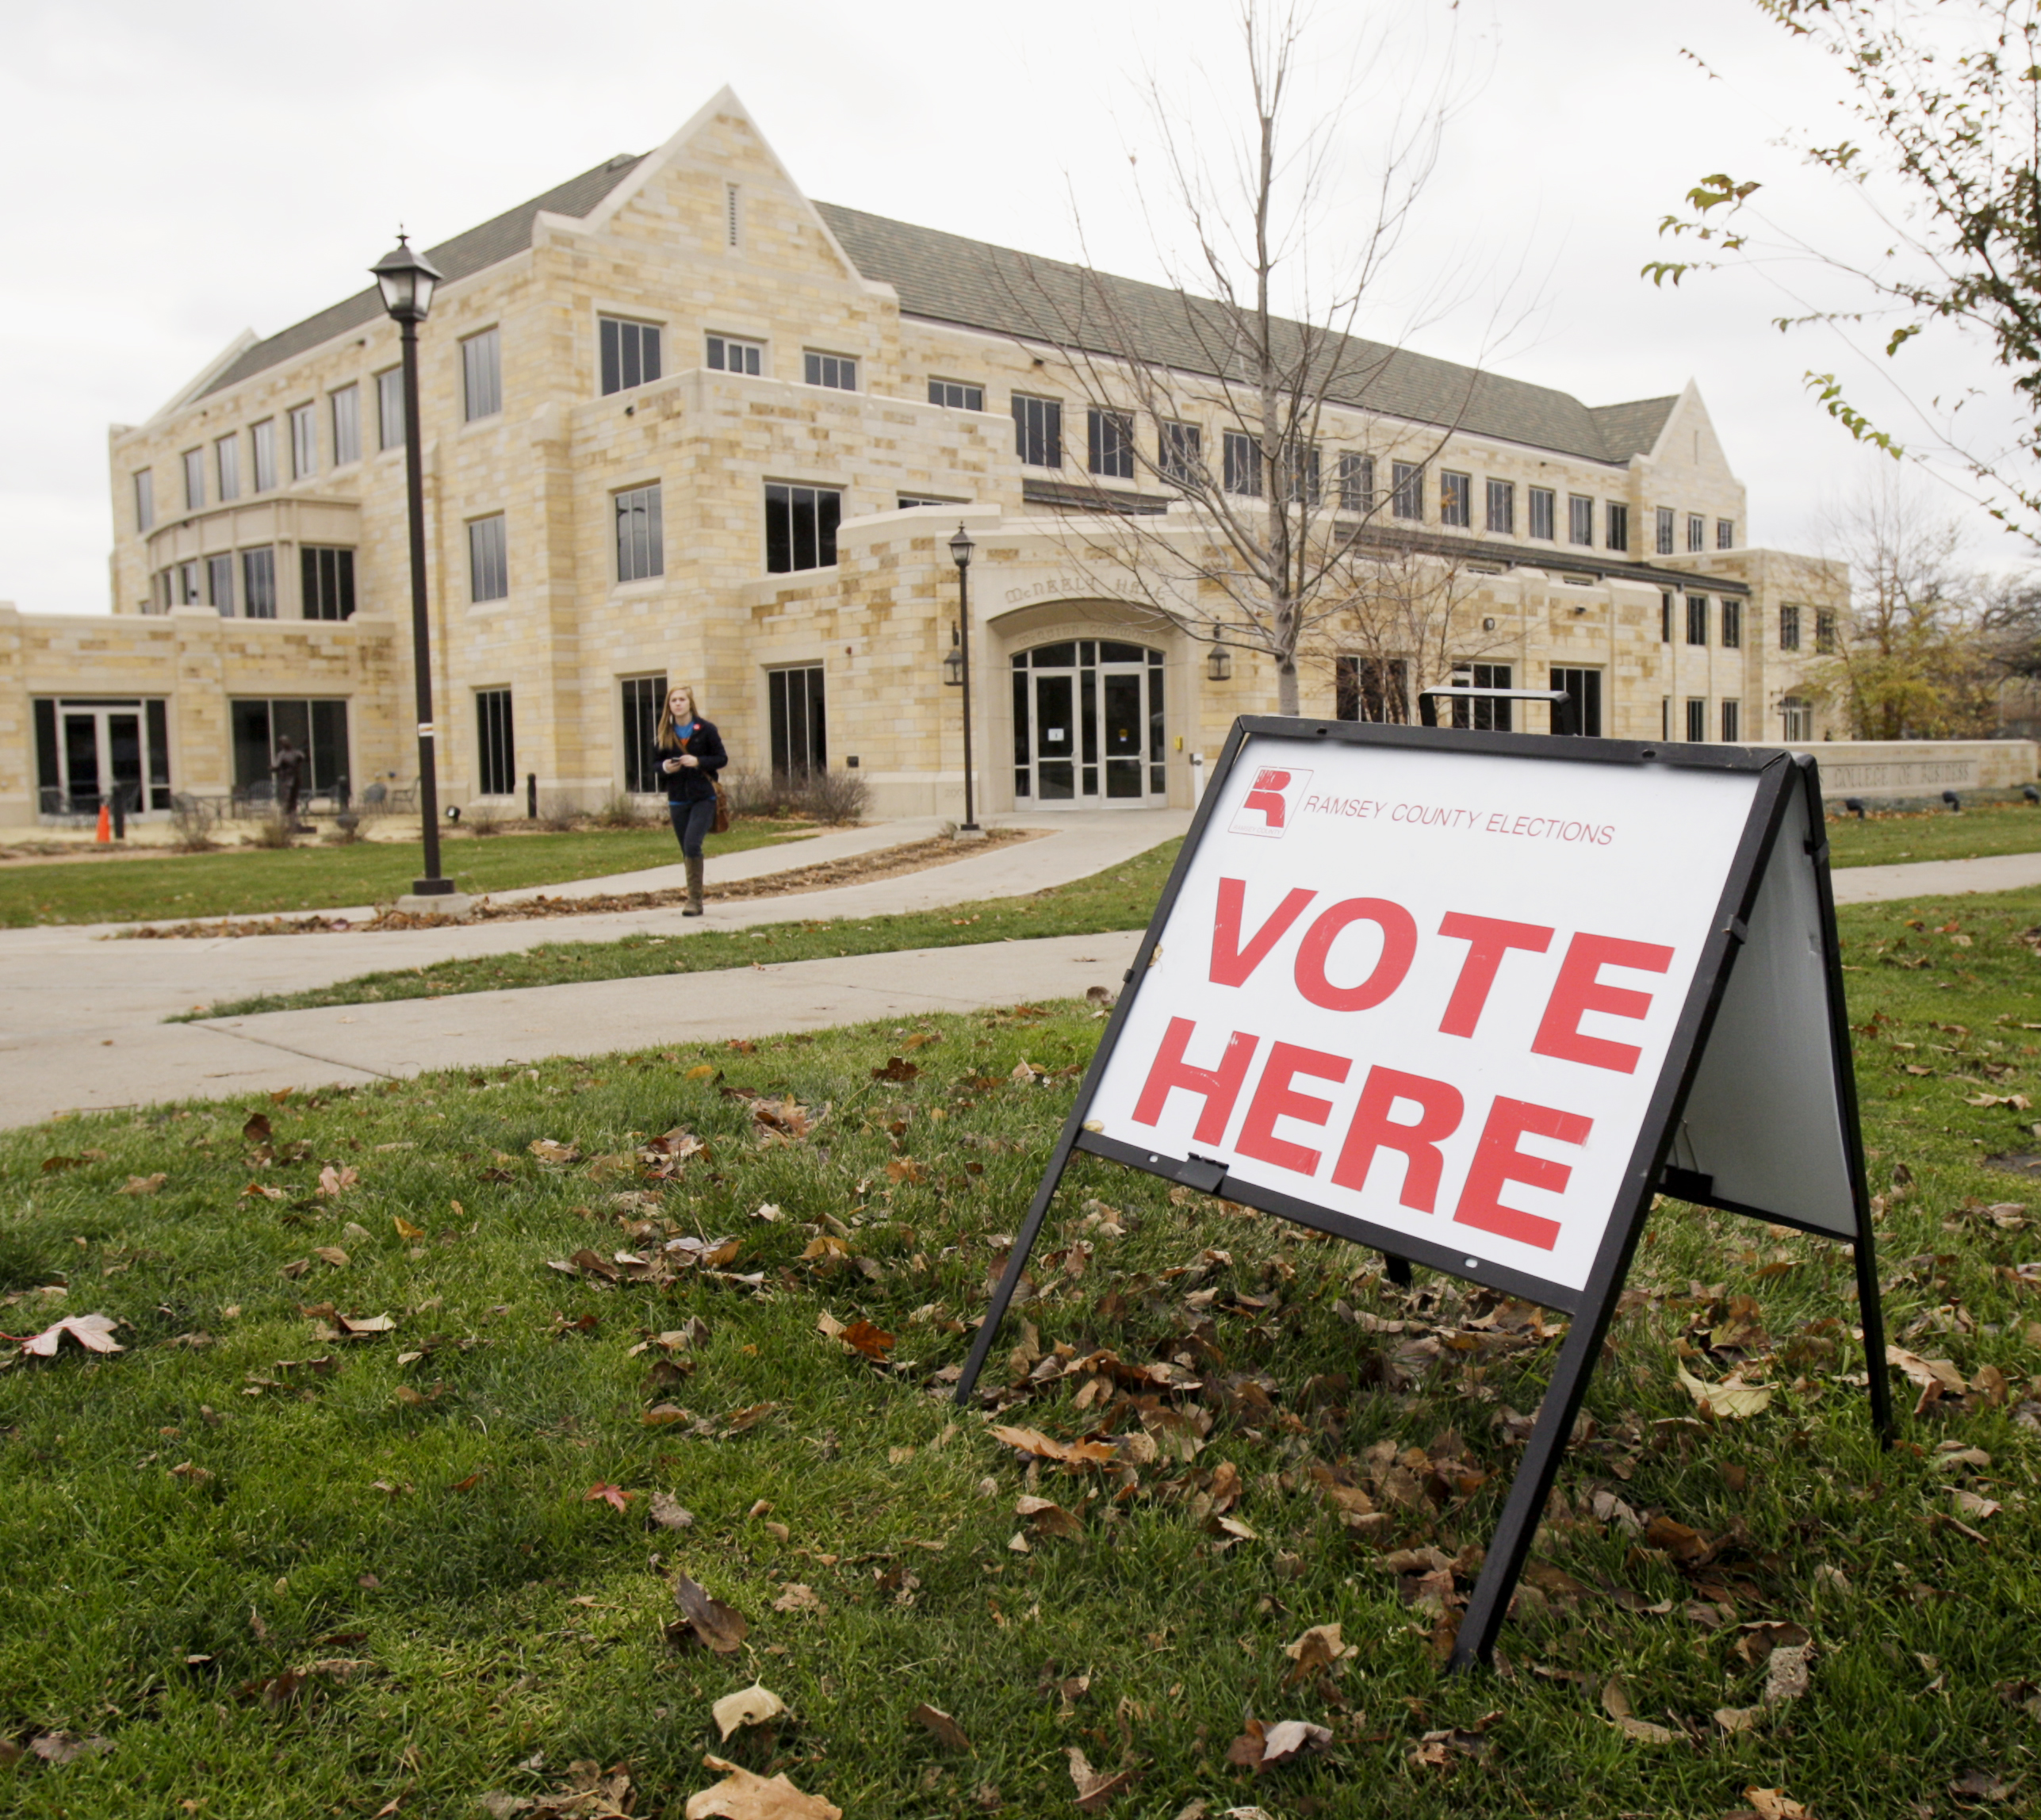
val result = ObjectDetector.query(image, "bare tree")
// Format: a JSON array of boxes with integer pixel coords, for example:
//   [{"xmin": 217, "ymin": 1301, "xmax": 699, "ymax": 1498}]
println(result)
[{"xmin": 990, "ymin": 2, "xmax": 1510, "ymax": 717}]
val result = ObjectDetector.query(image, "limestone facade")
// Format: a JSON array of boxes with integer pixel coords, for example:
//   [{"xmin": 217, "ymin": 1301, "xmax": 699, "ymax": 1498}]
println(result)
[{"xmin": 5, "ymin": 89, "xmax": 1863, "ymax": 826}]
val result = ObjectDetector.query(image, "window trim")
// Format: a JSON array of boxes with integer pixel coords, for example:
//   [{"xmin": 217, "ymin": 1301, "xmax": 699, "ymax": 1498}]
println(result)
[
  {"xmin": 706, "ymin": 332, "xmax": 765, "ymax": 377},
  {"xmin": 1567, "ymin": 494, "xmax": 1594, "ymax": 546},
  {"xmin": 1012, "ymin": 394, "xmax": 1063, "ymax": 469},
  {"xmin": 1391, "ymin": 459, "xmax": 1423, "ymax": 522},
  {"xmin": 461, "ymin": 325, "xmax": 504, "ymax": 423},
  {"xmin": 763, "ymin": 481, "xmax": 844, "ymax": 574},
  {"xmin": 132, "ymin": 469, "xmax": 155, "ymax": 533},
  {"xmin": 1527, "ymin": 485, "xmax": 1555, "ymax": 541},
  {"xmin": 181, "ymin": 448, "xmax": 205, "ymax": 514},
  {"xmin": 1484, "ymin": 477, "xmax": 1515, "ymax": 536},
  {"xmin": 613, "ymin": 481, "xmax": 665, "ymax": 584},
  {"xmin": 802, "ymin": 349, "xmax": 858, "ymax": 392},
  {"xmin": 475, "ymin": 687, "xmax": 516, "ymax": 798},
  {"xmin": 1605, "ymin": 500, "xmax": 1630, "ymax": 554},
  {"xmin": 928, "ymin": 377, "xmax": 984, "ymax": 412},
  {"xmin": 329, "ymin": 383, "xmax": 362, "ymax": 467},
  {"xmin": 215, "ymin": 434, "xmax": 240, "ymax": 504},
  {"xmin": 599, "ymin": 314, "xmax": 665, "ymax": 397},
  {"xmin": 288, "ymin": 401, "xmax": 317, "ymax": 481},
  {"xmin": 1439, "ymin": 469, "xmax": 1472, "ymax": 530},
  {"xmin": 251, "ymin": 418, "xmax": 278, "ymax": 492},
  {"xmin": 376, "ymin": 368, "xmax": 404, "ymax": 453},
  {"xmin": 1087, "ymin": 407, "xmax": 1136, "ymax": 481},
  {"xmin": 1654, "ymin": 505, "xmax": 1675, "ymax": 557},
  {"xmin": 468, "ymin": 513, "xmax": 510, "ymax": 604},
  {"xmin": 1160, "ymin": 420, "xmax": 1204, "ymax": 488}
]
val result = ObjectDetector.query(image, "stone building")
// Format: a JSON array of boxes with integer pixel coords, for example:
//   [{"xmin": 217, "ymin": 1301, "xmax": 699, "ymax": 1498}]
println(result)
[{"xmin": 2, "ymin": 87, "xmax": 1846, "ymax": 827}]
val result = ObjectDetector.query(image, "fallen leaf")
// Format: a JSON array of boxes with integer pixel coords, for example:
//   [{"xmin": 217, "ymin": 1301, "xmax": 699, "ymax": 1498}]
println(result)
[
  {"xmin": 673, "ymin": 1574, "xmax": 749, "ymax": 1653},
  {"xmin": 1602, "ymin": 1678, "xmax": 1678, "ymax": 1744},
  {"xmin": 1745, "ymin": 1791, "xmax": 1812, "ymax": 1820},
  {"xmin": 988, "ymin": 1423, "xmax": 1116, "ymax": 1468},
  {"xmin": 1947, "ymin": 1768, "xmax": 2011, "ymax": 1803},
  {"xmin": 338, "ymin": 1312, "xmax": 396, "ymax": 1335},
  {"xmin": 773, "ymin": 1583, "xmax": 825, "ymax": 1614},
  {"xmin": 711, "ymin": 1683, "xmax": 786, "ymax": 1741},
  {"xmin": 1764, "ymin": 1645, "xmax": 1812, "ymax": 1705},
  {"xmin": 911, "ymin": 1703, "xmax": 972, "ymax": 1752},
  {"xmin": 1676, "ymin": 1362, "xmax": 1771, "ymax": 1420},
  {"xmin": 120, "ymin": 1173, "xmax": 167, "ymax": 1195},
  {"xmin": 29, "ymin": 1731, "xmax": 113, "ymax": 1764},
  {"xmin": 1065, "ymin": 1747, "xmax": 1137, "ymax": 1810},
  {"xmin": 1887, "ymin": 1344, "xmax": 1967, "ymax": 1412},
  {"xmin": 393, "ymin": 1216, "xmax": 426, "ymax": 1240},
  {"xmin": 649, "ymin": 1492, "xmax": 695, "ymax": 1530},
  {"xmin": 1715, "ymin": 1705, "xmax": 1762, "ymax": 1734},
  {"xmin": 1281, "ymin": 1623, "xmax": 1355, "ymax": 1686},
  {"xmin": 871, "ymin": 1056, "xmax": 920, "ymax": 1082},
  {"xmin": 1014, "ymin": 1494, "xmax": 1083, "ymax": 1538},
  {"xmin": 684, "ymin": 1753, "xmax": 841, "ymax": 1819},
  {"xmin": 1256, "ymin": 1719, "xmax": 1333, "ymax": 1767},
  {"xmin": 751, "ymin": 1202, "xmax": 783, "ymax": 1223},
  {"xmin": 316, "ymin": 1164, "xmax": 358, "ymax": 1197},
  {"xmin": 313, "ymin": 1246, "xmax": 350, "ymax": 1268},
  {"xmin": 1952, "ymin": 1489, "xmax": 2002, "ymax": 1520},
  {"xmin": 842, "ymin": 1320, "xmax": 894, "ymax": 1359},
  {"xmin": 20, "ymin": 1312, "xmax": 124, "ymax": 1357},
  {"xmin": 168, "ymin": 1461, "xmax": 215, "ymax": 1483},
  {"xmin": 584, "ymin": 1481, "xmax": 634, "ymax": 1513},
  {"xmin": 528, "ymin": 1140, "xmax": 581, "ymax": 1165}
]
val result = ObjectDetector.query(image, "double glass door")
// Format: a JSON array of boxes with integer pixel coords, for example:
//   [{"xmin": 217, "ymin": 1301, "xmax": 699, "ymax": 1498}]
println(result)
[
  {"xmin": 36, "ymin": 698, "xmax": 170, "ymax": 816},
  {"xmin": 1011, "ymin": 640, "xmax": 1166, "ymax": 807}
]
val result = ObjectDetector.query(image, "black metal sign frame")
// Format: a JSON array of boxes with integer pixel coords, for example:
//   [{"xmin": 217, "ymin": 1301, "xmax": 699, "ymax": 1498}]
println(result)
[{"xmin": 954, "ymin": 715, "xmax": 1890, "ymax": 1670}]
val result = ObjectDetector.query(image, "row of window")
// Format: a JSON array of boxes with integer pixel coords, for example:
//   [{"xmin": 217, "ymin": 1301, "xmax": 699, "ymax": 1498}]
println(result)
[
  {"xmin": 1652, "ymin": 596, "xmax": 1836, "ymax": 653},
  {"xmin": 1652, "ymin": 505, "xmax": 1737, "ymax": 555},
  {"xmin": 149, "ymin": 545, "xmax": 354, "ymax": 619},
  {"xmin": 133, "ymin": 331, "xmax": 502, "ymax": 530}
]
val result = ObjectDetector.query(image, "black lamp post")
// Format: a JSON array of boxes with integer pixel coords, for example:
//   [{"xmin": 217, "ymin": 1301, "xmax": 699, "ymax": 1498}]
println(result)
[
  {"xmin": 946, "ymin": 524, "xmax": 981, "ymax": 833},
  {"xmin": 370, "ymin": 233, "xmax": 454, "ymax": 898}
]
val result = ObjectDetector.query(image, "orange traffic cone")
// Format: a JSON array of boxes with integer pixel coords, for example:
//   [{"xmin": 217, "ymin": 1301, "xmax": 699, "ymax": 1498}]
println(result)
[{"xmin": 94, "ymin": 802, "xmax": 112, "ymax": 844}]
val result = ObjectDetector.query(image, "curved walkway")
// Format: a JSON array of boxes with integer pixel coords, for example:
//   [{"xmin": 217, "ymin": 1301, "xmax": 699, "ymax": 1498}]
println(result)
[{"xmin": 2, "ymin": 828, "xmax": 2034, "ymax": 1132}]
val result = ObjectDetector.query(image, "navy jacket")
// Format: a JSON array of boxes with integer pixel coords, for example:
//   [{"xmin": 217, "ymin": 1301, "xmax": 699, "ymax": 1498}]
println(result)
[{"xmin": 651, "ymin": 718, "xmax": 728, "ymax": 803}]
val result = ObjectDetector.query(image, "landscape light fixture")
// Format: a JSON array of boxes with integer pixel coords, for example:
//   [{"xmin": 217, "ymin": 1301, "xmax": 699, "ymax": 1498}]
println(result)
[
  {"xmin": 370, "ymin": 232, "xmax": 454, "ymax": 897},
  {"xmin": 1943, "ymin": 790, "xmax": 1962, "ymax": 812},
  {"xmin": 1207, "ymin": 641, "xmax": 1232, "ymax": 683},
  {"xmin": 1844, "ymin": 798, "xmax": 1867, "ymax": 819},
  {"xmin": 948, "ymin": 525, "xmax": 980, "ymax": 833},
  {"xmin": 941, "ymin": 626, "xmax": 963, "ymax": 688},
  {"xmin": 2024, "ymin": 785, "xmax": 2039, "ymax": 804}
]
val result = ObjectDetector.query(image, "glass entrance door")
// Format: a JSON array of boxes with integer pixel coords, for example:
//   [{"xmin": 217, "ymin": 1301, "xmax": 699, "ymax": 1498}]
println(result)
[
  {"xmin": 38, "ymin": 698, "xmax": 170, "ymax": 816},
  {"xmin": 1011, "ymin": 640, "xmax": 1166, "ymax": 808}
]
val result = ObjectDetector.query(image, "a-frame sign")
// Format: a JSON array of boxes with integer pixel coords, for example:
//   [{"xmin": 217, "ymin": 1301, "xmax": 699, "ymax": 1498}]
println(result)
[{"xmin": 955, "ymin": 716, "xmax": 1891, "ymax": 1670}]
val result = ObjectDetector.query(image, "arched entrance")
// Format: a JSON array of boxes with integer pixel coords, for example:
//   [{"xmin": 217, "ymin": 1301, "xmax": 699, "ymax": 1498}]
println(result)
[{"xmin": 1011, "ymin": 638, "xmax": 1166, "ymax": 807}]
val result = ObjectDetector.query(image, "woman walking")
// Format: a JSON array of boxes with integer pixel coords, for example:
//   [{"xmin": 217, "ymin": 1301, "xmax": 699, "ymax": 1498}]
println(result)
[{"xmin": 653, "ymin": 684, "xmax": 728, "ymax": 916}]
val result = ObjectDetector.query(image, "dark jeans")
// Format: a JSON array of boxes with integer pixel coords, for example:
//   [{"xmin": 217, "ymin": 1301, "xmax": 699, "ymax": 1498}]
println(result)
[{"xmin": 668, "ymin": 796, "xmax": 715, "ymax": 860}]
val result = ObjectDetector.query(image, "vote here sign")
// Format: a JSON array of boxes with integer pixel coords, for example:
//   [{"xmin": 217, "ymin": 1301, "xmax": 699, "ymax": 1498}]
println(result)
[{"xmin": 1082, "ymin": 731, "xmax": 1768, "ymax": 1302}]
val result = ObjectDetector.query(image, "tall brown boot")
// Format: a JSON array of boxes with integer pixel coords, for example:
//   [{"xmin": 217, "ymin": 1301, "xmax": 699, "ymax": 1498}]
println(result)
[{"xmin": 684, "ymin": 854, "xmax": 705, "ymax": 916}]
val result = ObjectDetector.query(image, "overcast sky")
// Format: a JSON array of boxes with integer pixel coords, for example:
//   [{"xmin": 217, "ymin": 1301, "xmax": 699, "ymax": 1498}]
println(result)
[{"xmin": 1, "ymin": 0, "xmax": 2020, "ymax": 616}]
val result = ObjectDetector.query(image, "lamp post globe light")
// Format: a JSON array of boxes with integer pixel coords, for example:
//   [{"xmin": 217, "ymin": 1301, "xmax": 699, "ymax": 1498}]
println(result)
[
  {"xmin": 946, "ymin": 523, "xmax": 982, "ymax": 835},
  {"xmin": 370, "ymin": 233, "xmax": 461, "ymax": 906}
]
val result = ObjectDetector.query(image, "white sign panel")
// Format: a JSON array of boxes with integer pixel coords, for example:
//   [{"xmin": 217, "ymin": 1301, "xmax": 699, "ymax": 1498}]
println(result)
[{"xmin": 1085, "ymin": 734, "xmax": 1766, "ymax": 1294}]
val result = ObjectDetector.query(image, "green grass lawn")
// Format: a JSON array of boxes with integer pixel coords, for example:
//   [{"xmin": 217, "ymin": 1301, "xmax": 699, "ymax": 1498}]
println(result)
[
  {"xmin": 1826, "ymin": 796, "xmax": 2041, "ymax": 869},
  {"xmin": 3, "ymin": 885, "xmax": 2039, "ymax": 1817},
  {"xmin": 0, "ymin": 822, "xmax": 814, "ymax": 929},
  {"xmin": 192, "ymin": 839, "xmax": 1185, "ymax": 1021}
]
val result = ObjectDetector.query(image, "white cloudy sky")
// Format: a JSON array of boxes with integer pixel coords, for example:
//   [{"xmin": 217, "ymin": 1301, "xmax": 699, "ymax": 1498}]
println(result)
[{"xmin": 0, "ymin": 0, "xmax": 2023, "ymax": 615}]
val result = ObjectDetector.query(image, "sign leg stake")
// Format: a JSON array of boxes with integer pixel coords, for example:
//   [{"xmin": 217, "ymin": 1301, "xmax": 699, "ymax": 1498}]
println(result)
[
  {"xmin": 1383, "ymin": 1253, "xmax": 1414, "ymax": 1289},
  {"xmin": 1853, "ymin": 1218, "xmax": 1895, "ymax": 1443},
  {"xmin": 1446, "ymin": 1299, "xmax": 1610, "ymax": 1672},
  {"xmin": 953, "ymin": 1114, "xmax": 1082, "ymax": 1405}
]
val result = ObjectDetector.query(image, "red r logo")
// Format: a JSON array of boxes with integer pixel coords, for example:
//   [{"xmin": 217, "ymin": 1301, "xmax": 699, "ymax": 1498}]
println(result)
[{"xmin": 1228, "ymin": 765, "xmax": 1311, "ymax": 839}]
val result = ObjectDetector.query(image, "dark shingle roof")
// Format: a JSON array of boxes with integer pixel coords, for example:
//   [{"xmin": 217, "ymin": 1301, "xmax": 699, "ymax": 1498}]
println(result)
[
  {"xmin": 817, "ymin": 201, "xmax": 1668, "ymax": 466},
  {"xmin": 195, "ymin": 155, "xmax": 647, "ymax": 400}
]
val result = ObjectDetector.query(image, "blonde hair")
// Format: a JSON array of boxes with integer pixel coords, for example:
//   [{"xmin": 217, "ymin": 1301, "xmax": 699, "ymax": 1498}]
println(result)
[{"xmin": 656, "ymin": 684, "xmax": 704, "ymax": 751}]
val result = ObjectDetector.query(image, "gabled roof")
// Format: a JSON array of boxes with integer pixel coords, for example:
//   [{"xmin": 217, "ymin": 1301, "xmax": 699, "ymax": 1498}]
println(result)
[
  {"xmin": 195, "ymin": 154, "xmax": 647, "ymax": 400},
  {"xmin": 815, "ymin": 201, "xmax": 1667, "ymax": 467}
]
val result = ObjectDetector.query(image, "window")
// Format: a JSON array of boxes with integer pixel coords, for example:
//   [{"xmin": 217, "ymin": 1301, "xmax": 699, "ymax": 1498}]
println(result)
[
  {"xmin": 1486, "ymin": 478, "xmax": 1515, "ymax": 535},
  {"xmin": 1605, "ymin": 501, "xmax": 1629, "ymax": 553},
  {"xmin": 1013, "ymin": 396, "xmax": 1063, "ymax": 468},
  {"xmin": 476, "ymin": 689, "xmax": 515, "ymax": 796},
  {"xmin": 768, "ymin": 665, "xmax": 827, "ymax": 776},
  {"xmin": 207, "ymin": 554, "xmax": 235, "ymax": 616},
  {"xmin": 1815, "ymin": 609, "xmax": 1838, "ymax": 653},
  {"xmin": 1721, "ymin": 599, "xmax": 1742, "ymax": 648},
  {"xmin": 1161, "ymin": 421, "xmax": 1203, "ymax": 486},
  {"xmin": 1088, "ymin": 408, "xmax": 1135, "ymax": 480},
  {"xmin": 707, "ymin": 335, "xmax": 763, "ymax": 376},
  {"xmin": 804, "ymin": 351, "xmax": 856, "ymax": 390},
  {"xmin": 182, "ymin": 449, "xmax": 204, "ymax": 512},
  {"xmin": 1779, "ymin": 695, "xmax": 1812, "ymax": 741},
  {"xmin": 929, "ymin": 378, "xmax": 983, "ymax": 411},
  {"xmin": 251, "ymin": 419, "xmax": 277, "ymax": 492},
  {"xmin": 1655, "ymin": 507, "xmax": 1675, "ymax": 556},
  {"xmin": 1335, "ymin": 655, "xmax": 1410, "ymax": 722},
  {"xmin": 614, "ymin": 483, "xmax": 664, "ymax": 582},
  {"xmin": 1338, "ymin": 451, "xmax": 1374, "ymax": 514},
  {"xmin": 289, "ymin": 404, "xmax": 316, "ymax": 480},
  {"xmin": 462, "ymin": 328, "xmax": 502, "ymax": 421},
  {"xmin": 230, "ymin": 698, "xmax": 350, "ymax": 795},
  {"xmin": 469, "ymin": 515, "xmax": 509, "ymax": 602},
  {"xmin": 1686, "ymin": 595, "xmax": 1708, "ymax": 646},
  {"xmin": 132, "ymin": 470, "xmax": 154, "ymax": 532},
  {"xmin": 1721, "ymin": 699, "xmax": 1741, "ymax": 742},
  {"xmin": 620, "ymin": 675, "xmax": 667, "ymax": 793},
  {"xmin": 301, "ymin": 546, "xmax": 356, "ymax": 620},
  {"xmin": 1223, "ymin": 431, "xmax": 1262, "ymax": 496},
  {"xmin": 599, "ymin": 317, "xmax": 663, "ymax": 396},
  {"xmin": 1392, "ymin": 460, "xmax": 1423, "ymax": 520},
  {"xmin": 377, "ymin": 369, "xmax": 404, "ymax": 450},
  {"xmin": 176, "ymin": 560, "xmax": 201, "ymax": 605},
  {"xmin": 1277, "ymin": 443, "xmax": 1319, "ymax": 505},
  {"xmin": 1439, "ymin": 471, "xmax": 1471, "ymax": 528},
  {"xmin": 1449, "ymin": 661, "xmax": 1513, "ymax": 731},
  {"xmin": 1686, "ymin": 698, "xmax": 1708, "ymax": 742},
  {"xmin": 243, "ymin": 547, "xmax": 276, "ymax": 619},
  {"xmin": 331, "ymin": 385, "xmax": 360, "ymax": 465},
  {"xmin": 1528, "ymin": 485, "xmax": 1555, "ymax": 541},
  {"xmin": 216, "ymin": 435, "xmax": 240, "ymax": 503},
  {"xmin": 764, "ymin": 482, "xmax": 841, "ymax": 573},
  {"xmin": 1779, "ymin": 603, "xmax": 1802, "ymax": 650},
  {"xmin": 1688, "ymin": 513, "xmax": 1706, "ymax": 553},
  {"xmin": 1568, "ymin": 494, "xmax": 1594, "ymax": 546},
  {"xmin": 898, "ymin": 494, "xmax": 966, "ymax": 509},
  {"xmin": 1717, "ymin": 518, "xmax": 1735, "ymax": 550},
  {"xmin": 1551, "ymin": 667, "xmax": 1604, "ymax": 737}
]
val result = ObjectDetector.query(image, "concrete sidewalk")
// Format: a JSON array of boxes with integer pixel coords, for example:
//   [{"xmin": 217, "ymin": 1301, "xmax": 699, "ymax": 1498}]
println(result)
[
  {"xmin": 0, "ymin": 810, "xmax": 1185, "ymax": 1127},
  {"xmin": 1828, "ymin": 849, "xmax": 2041, "ymax": 904}
]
